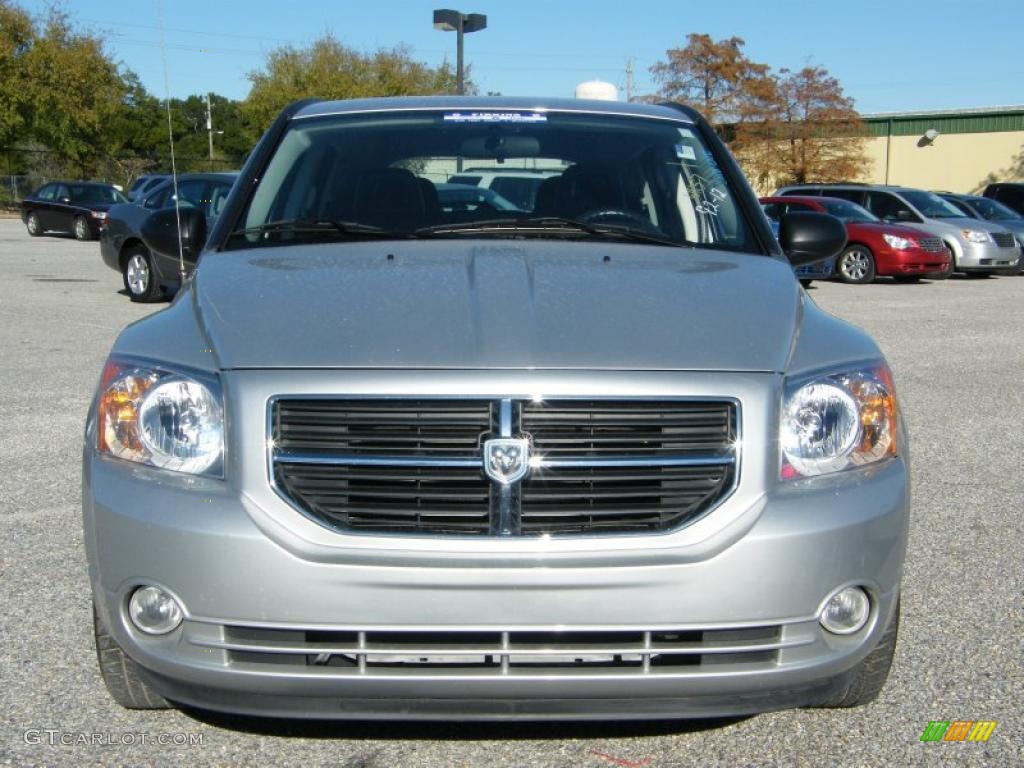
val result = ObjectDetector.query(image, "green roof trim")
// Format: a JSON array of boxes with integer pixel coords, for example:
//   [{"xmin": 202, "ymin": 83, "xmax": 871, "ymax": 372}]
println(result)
[{"xmin": 864, "ymin": 107, "xmax": 1024, "ymax": 137}]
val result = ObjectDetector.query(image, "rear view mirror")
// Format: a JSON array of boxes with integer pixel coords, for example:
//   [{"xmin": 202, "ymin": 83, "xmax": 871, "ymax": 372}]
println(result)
[
  {"xmin": 459, "ymin": 134, "xmax": 540, "ymax": 159},
  {"xmin": 779, "ymin": 212, "xmax": 847, "ymax": 267},
  {"xmin": 140, "ymin": 207, "xmax": 207, "ymax": 262}
]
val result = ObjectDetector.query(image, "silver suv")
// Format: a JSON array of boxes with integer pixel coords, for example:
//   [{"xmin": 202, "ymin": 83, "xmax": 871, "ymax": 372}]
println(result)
[
  {"xmin": 776, "ymin": 183, "xmax": 1020, "ymax": 275},
  {"xmin": 84, "ymin": 97, "xmax": 907, "ymax": 720}
]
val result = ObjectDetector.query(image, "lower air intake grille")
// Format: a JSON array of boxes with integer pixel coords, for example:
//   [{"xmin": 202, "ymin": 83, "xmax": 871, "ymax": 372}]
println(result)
[{"xmin": 217, "ymin": 624, "xmax": 783, "ymax": 675}]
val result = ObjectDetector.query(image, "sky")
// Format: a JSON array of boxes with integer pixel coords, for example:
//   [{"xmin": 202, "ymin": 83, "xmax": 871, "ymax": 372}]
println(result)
[{"xmin": 21, "ymin": 0, "xmax": 1024, "ymax": 114}]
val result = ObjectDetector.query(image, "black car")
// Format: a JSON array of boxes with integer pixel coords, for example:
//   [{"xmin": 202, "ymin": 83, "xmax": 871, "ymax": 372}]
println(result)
[
  {"xmin": 982, "ymin": 182, "xmax": 1024, "ymax": 216},
  {"xmin": 21, "ymin": 181, "xmax": 128, "ymax": 240},
  {"xmin": 100, "ymin": 172, "xmax": 237, "ymax": 302}
]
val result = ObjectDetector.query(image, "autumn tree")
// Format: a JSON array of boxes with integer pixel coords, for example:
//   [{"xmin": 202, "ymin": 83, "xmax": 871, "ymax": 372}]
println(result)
[
  {"xmin": 650, "ymin": 33, "xmax": 770, "ymax": 125},
  {"xmin": 735, "ymin": 66, "xmax": 869, "ymax": 190},
  {"xmin": 241, "ymin": 35, "xmax": 459, "ymax": 140}
]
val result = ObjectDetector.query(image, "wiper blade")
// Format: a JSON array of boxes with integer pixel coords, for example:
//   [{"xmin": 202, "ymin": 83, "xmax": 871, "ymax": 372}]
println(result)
[
  {"xmin": 417, "ymin": 216, "xmax": 686, "ymax": 248},
  {"xmin": 227, "ymin": 219, "xmax": 406, "ymax": 239}
]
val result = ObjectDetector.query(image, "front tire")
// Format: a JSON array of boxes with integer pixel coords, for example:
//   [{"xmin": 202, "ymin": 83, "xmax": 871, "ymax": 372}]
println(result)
[
  {"xmin": 813, "ymin": 600, "xmax": 900, "ymax": 708},
  {"xmin": 799, "ymin": 279, "xmax": 813, "ymax": 288},
  {"xmin": 74, "ymin": 215, "xmax": 92, "ymax": 241},
  {"xmin": 93, "ymin": 602, "xmax": 170, "ymax": 710},
  {"xmin": 122, "ymin": 245, "xmax": 161, "ymax": 302},
  {"xmin": 26, "ymin": 212, "xmax": 42, "ymax": 236},
  {"xmin": 836, "ymin": 245, "xmax": 876, "ymax": 284}
]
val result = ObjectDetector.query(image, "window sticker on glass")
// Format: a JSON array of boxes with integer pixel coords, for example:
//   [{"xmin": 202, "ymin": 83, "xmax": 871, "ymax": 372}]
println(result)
[
  {"xmin": 675, "ymin": 143, "xmax": 697, "ymax": 161},
  {"xmin": 443, "ymin": 112, "xmax": 547, "ymax": 123}
]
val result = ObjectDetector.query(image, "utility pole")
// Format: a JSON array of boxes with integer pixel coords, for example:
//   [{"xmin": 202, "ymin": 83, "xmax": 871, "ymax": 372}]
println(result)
[
  {"xmin": 206, "ymin": 93, "xmax": 214, "ymax": 170},
  {"xmin": 624, "ymin": 57, "xmax": 635, "ymax": 103}
]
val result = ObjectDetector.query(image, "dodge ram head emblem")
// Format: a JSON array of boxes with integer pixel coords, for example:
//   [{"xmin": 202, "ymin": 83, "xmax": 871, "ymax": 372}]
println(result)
[{"xmin": 483, "ymin": 438, "xmax": 531, "ymax": 485}]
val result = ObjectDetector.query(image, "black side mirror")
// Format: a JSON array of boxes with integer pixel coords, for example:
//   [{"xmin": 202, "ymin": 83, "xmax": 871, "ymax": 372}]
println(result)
[
  {"xmin": 779, "ymin": 211, "xmax": 847, "ymax": 267},
  {"xmin": 894, "ymin": 209, "xmax": 917, "ymax": 223},
  {"xmin": 58, "ymin": 196, "xmax": 71, "ymax": 204},
  {"xmin": 140, "ymin": 207, "xmax": 207, "ymax": 262}
]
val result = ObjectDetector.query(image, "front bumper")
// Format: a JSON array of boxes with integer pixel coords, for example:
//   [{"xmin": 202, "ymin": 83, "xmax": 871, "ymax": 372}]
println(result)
[
  {"xmin": 84, "ymin": 444, "xmax": 908, "ymax": 719},
  {"xmin": 955, "ymin": 239, "xmax": 1020, "ymax": 271},
  {"xmin": 874, "ymin": 246, "xmax": 949, "ymax": 276}
]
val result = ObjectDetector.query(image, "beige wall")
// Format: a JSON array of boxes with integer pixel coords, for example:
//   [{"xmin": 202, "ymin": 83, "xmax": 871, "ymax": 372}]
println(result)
[{"xmin": 863, "ymin": 131, "xmax": 1024, "ymax": 193}]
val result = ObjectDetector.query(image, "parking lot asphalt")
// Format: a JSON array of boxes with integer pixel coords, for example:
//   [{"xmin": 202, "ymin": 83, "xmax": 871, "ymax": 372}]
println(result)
[{"xmin": 0, "ymin": 216, "xmax": 1021, "ymax": 767}]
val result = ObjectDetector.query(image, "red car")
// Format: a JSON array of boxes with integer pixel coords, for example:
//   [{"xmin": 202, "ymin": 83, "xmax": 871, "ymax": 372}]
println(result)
[{"xmin": 760, "ymin": 196, "xmax": 951, "ymax": 284}]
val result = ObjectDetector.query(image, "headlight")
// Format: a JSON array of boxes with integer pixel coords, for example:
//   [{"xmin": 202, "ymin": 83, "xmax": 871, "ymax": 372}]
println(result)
[
  {"xmin": 90, "ymin": 211, "xmax": 108, "ymax": 219},
  {"xmin": 882, "ymin": 234, "xmax": 915, "ymax": 250},
  {"xmin": 780, "ymin": 364, "xmax": 897, "ymax": 479},
  {"xmin": 961, "ymin": 229, "xmax": 991, "ymax": 243},
  {"xmin": 96, "ymin": 358, "xmax": 224, "ymax": 476}
]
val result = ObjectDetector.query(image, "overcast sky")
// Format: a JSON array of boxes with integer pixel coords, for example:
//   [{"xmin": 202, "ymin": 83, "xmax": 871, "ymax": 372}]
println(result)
[{"xmin": 21, "ymin": 0, "xmax": 1024, "ymax": 114}]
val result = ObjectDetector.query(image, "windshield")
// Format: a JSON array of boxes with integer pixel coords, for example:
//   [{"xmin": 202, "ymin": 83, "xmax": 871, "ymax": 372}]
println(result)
[
  {"xmin": 898, "ymin": 189, "xmax": 965, "ymax": 218},
  {"xmin": 229, "ymin": 110, "xmax": 755, "ymax": 251},
  {"xmin": 70, "ymin": 185, "xmax": 126, "ymax": 204},
  {"xmin": 966, "ymin": 196, "xmax": 1020, "ymax": 221},
  {"xmin": 819, "ymin": 199, "xmax": 878, "ymax": 223}
]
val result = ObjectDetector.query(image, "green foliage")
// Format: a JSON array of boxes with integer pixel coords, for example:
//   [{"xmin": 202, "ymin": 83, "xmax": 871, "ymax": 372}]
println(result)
[
  {"xmin": 0, "ymin": 0, "xmax": 35, "ymax": 147},
  {"xmin": 241, "ymin": 34, "xmax": 459, "ymax": 140}
]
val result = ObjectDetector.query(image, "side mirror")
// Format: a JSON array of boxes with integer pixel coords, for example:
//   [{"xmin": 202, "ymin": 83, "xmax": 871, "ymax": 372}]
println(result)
[
  {"xmin": 779, "ymin": 211, "xmax": 847, "ymax": 267},
  {"xmin": 894, "ymin": 209, "xmax": 917, "ymax": 223},
  {"xmin": 58, "ymin": 196, "xmax": 71, "ymax": 204},
  {"xmin": 140, "ymin": 207, "xmax": 207, "ymax": 262}
]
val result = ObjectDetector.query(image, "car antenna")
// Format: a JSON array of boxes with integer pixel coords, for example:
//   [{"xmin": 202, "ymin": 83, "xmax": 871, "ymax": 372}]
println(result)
[{"xmin": 157, "ymin": 0, "xmax": 187, "ymax": 284}]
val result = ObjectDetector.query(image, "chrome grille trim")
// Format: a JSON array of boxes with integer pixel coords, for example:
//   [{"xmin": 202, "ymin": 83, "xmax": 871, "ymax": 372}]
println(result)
[
  {"xmin": 195, "ymin": 620, "xmax": 801, "ymax": 675},
  {"xmin": 268, "ymin": 396, "xmax": 740, "ymax": 537}
]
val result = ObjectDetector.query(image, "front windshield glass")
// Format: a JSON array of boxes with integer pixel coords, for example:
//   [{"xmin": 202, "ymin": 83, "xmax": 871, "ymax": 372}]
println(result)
[
  {"xmin": 899, "ymin": 189, "xmax": 964, "ymax": 218},
  {"xmin": 819, "ymin": 198, "xmax": 878, "ymax": 223},
  {"xmin": 968, "ymin": 196, "xmax": 1020, "ymax": 221},
  {"xmin": 229, "ymin": 110, "xmax": 755, "ymax": 251},
  {"xmin": 70, "ymin": 185, "xmax": 127, "ymax": 204}
]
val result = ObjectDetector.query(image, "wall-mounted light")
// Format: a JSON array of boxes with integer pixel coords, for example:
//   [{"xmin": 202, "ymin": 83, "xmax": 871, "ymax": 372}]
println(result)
[{"xmin": 919, "ymin": 128, "xmax": 940, "ymax": 147}]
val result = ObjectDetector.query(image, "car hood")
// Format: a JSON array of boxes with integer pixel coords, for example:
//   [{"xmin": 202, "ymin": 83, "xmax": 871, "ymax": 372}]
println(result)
[
  {"xmin": 847, "ymin": 221, "xmax": 932, "ymax": 239},
  {"xmin": 192, "ymin": 240, "xmax": 803, "ymax": 371}
]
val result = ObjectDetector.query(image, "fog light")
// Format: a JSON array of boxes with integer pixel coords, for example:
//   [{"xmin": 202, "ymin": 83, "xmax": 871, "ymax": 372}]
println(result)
[
  {"xmin": 128, "ymin": 586, "xmax": 183, "ymax": 635},
  {"xmin": 819, "ymin": 587, "xmax": 871, "ymax": 635}
]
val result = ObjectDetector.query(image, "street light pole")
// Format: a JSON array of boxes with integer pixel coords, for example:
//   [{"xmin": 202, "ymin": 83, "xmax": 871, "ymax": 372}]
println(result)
[
  {"xmin": 433, "ymin": 9, "xmax": 486, "ymax": 96},
  {"xmin": 206, "ymin": 93, "xmax": 214, "ymax": 170}
]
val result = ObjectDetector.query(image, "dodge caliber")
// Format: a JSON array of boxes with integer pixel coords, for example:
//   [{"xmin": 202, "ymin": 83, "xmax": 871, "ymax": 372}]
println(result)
[{"xmin": 84, "ymin": 97, "xmax": 908, "ymax": 720}]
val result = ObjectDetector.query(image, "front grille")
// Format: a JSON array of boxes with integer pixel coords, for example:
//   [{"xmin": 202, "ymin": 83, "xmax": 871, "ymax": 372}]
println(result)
[
  {"xmin": 210, "ymin": 624, "xmax": 786, "ymax": 675},
  {"xmin": 916, "ymin": 236, "xmax": 945, "ymax": 252},
  {"xmin": 992, "ymin": 231, "xmax": 1016, "ymax": 248},
  {"xmin": 271, "ymin": 398, "xmax": 738, "ymax": 536}
]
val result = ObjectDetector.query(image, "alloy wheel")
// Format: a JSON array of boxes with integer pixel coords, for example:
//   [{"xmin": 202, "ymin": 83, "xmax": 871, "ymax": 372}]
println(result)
[
  {"xmin": 841, "ymin": 250, "xmax": 870, "ymax": 282},
  {"xmin": 126, "ymin": 254, "xmax": 150, "ymax": 296},
  {"xmin": 75, "ymin": 217, "xmax": 88, "ymax": 240}
]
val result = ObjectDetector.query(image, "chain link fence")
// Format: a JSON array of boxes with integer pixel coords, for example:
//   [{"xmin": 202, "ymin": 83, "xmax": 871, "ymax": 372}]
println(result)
[{"xmin": 2, "ymin": 147, "xmax": 241, "ymax": 208}]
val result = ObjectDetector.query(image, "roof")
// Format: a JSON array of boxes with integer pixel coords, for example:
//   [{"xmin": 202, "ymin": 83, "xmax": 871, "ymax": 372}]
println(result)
[
  {"xmin": 861, "ymin": 105, "xmax": 1024, "ymax": 136},
  {"xmin": 293, "ymin": 96, "xmax": 695, "ymax": 123}
]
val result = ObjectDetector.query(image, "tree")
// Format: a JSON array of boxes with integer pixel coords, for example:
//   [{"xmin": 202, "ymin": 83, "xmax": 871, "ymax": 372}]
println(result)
[
  {"xmin": 734, "ymin": 66, "xmax": 869, "ymax": 190},
  {"xmin": 650, "ymin": 33, "xmax": 769, "ymax": 125},
  {"xmin": 21, "ymin": 8, "xmax": 126, "ymax": 171},
  {"xmin": 241, "ymin": 34, "xmax": 459, "ymax": 139},
  {"xmin": 0, "ymin": 0, "xmax": 35, "ymax": 148}
]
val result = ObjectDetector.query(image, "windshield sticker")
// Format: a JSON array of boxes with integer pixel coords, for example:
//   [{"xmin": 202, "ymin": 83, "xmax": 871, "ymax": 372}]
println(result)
[
  {"xmin": 443, "ymin": 112, "xmax": 547, "ymax": 123},
  {"xmin": 675, "ymin": 143, "xmax": 697, "ymax": 161}
]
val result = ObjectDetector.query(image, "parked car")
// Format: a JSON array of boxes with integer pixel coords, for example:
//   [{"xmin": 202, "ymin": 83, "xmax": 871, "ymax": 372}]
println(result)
[
  {"xmin": 777, "ymin": 183, "xmax": 1019, "ymax": 277},
  {"xmin": 982, "ymin": 182, "xmax": 1024, "ymax": 216},
  {"xmin": 762, "ymin": 196, "xmax": 951, "ymax": 284},
  {"xmin": 937, "ymin": 192, "xmax": 1024, "ymax": 274},
  {"xmin": 435, "ymin": 182, "xmax": 522, "ymax": 215},
  {"xmin": 86, "ymin": 96, "xmax": 906, "ymax": 721},
  {"xmin": 126, "ymin": 174, "xmax": 170, "ymax": 202},
  {"xmin": 448, "ymin": 167, "xmax": 559, "ymax": 210},
  {"xmin": 99, "ymin": 172, "xmax": 237, "ymax": 301},
  {"xmin": 20, "ymin": 181, "xmax": 127, "ymax": 240}
]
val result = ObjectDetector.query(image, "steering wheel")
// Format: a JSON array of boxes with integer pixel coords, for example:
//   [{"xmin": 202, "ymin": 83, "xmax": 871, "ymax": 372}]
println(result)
[{"xmin": 577, "ymin": 208, "xmax": 655, "ymax": 230}]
